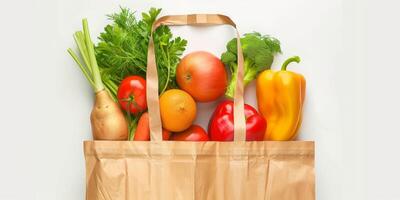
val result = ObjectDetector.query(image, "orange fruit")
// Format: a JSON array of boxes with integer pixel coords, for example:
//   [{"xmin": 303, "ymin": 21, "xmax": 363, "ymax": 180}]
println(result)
[{"xmin": 159, "ymin": 89, "xmax": 197, "ymax": 132}]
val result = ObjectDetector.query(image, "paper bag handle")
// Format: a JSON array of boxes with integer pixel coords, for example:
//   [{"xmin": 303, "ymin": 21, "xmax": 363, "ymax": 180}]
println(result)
[{"xmin": 147, "ymin": 14, "xmax": 246, "ymax": 142}]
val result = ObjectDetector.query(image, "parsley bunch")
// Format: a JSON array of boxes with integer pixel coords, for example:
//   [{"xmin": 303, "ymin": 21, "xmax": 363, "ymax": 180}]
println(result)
[{"xmin": 95, "ymin": 7, "xmax": 187, "ymax": 99}]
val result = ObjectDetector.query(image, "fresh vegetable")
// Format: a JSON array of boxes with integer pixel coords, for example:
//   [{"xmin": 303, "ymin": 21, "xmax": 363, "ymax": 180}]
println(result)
[
  {"xmin": 93, "ymin": 8, "xmax": 186, "ymax": 138},
  {"xmin": 159, "ymin": 89, "xmax": 197, "ymax": 132},
  {"xmin": 162, "ymin": 129, "xmax": 172, "ymax": 140},
  {"xmin": 256, "ymin": 56, "xmax": 305, "ymax": 141},
  {"xmin": 117, "ymin": 76, "xmax": 147, "ymax": 114},
  {"xmin": 133, "ymin": 112, "xmax": 150, "ymax": 141},
  {"xmin": 133, "ymin": 112, "xmax": 171, "ymax": 141},
  {"xmin": 221, "ymin": 32, "xmax": 281, "ymax": 98},
  {"xmin": 170, "ymin": 125, "xmax": 209, "ymax": 141},
  {"xmin": 95, "ymin": 7, "xmax": 187, "ymax": 97},
  {"xmin": 208, "ymin": 100, "xmax": 266, "ymax": 141},
  {"xmin": 67, "ymin": 19, "xmax": 128, "ymax": 140},
  {"xmin": 176, "ymin": 51, "xmax": 227, "ymax": 102}
]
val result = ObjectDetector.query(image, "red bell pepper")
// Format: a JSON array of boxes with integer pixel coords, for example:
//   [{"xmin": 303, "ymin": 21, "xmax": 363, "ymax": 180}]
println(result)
[{"xmin": 208, "ymin": 100, "xmax": 267, "ymax": 141}]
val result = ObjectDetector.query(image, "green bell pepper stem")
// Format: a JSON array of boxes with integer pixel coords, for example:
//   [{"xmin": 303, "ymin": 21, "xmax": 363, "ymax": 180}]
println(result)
[{"xmin": 281, "ymin": 56, "xmax": 301, "ymax": 71}]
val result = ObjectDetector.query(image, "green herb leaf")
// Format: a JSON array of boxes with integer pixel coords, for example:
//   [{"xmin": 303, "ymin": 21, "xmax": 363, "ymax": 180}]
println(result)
[{"xmin": 95, "ymin": 7, "xmax": 187, "ymax": 96}]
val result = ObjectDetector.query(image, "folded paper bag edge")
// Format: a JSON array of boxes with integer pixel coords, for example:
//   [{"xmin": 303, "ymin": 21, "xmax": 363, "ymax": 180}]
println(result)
[{"xmin": 83, "ymin": 140, "xmax": 315, "ymax": 157}]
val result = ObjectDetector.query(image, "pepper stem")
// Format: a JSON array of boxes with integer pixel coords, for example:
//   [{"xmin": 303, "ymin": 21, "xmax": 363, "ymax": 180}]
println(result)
[{"xmin": 281, "ymin": 56, "xmax": 301, "ymax": 71}]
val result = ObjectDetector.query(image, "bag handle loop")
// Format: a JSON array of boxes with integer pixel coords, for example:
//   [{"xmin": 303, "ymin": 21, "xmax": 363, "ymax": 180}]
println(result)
[{"xmin": 147, "ymin": 14, "xmax": 246, "ymax": 142}]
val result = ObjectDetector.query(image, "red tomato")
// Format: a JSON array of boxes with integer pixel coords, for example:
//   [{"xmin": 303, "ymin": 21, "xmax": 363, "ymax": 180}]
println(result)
[
  {"xmin": 117, "ymin": 76, "xmax": 147, "ymax": 114},
  {"xmin": 162, "ymin": 129, "xmax": 171, "ymax": 140},
  {"xmin": 170, "ymin": 125, "xmax": 209, "ymax": 141},
  {"xmin": 176, "ymin": 51, "xmax": 227, "ymax": 102}
]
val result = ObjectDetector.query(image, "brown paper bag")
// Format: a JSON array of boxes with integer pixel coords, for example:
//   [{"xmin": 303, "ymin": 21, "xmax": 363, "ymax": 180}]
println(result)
[{"xmin": 84, "ymin": 14, "xmax": 315, "ymax": 200}]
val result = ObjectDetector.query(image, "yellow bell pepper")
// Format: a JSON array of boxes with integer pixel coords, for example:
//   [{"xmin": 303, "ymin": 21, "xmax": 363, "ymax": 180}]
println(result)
[{"xmin": 256, "ymin": 56, "xmax": 305, "ymax": 141}]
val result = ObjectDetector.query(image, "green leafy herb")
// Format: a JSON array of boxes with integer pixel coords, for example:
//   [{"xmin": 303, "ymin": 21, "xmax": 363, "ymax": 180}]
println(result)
[
  {"xmin": 221, "ymin": 32, "xmax": 281, "ymax": 98},
  {"xmin": 95, "ymin": 7, "xmax": 187, "ymax": 97}
]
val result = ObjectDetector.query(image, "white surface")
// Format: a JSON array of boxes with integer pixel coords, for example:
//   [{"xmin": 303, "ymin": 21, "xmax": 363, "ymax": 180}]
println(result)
[{"xmin": 0, "ymin": 0, "xmax": 399, "ymax": 199}]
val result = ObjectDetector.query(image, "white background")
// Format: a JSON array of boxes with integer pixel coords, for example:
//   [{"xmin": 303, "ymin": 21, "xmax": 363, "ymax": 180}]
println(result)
[{"xmin": 0, "ymin": 0, "xmax": 399, "ymax": 199}]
